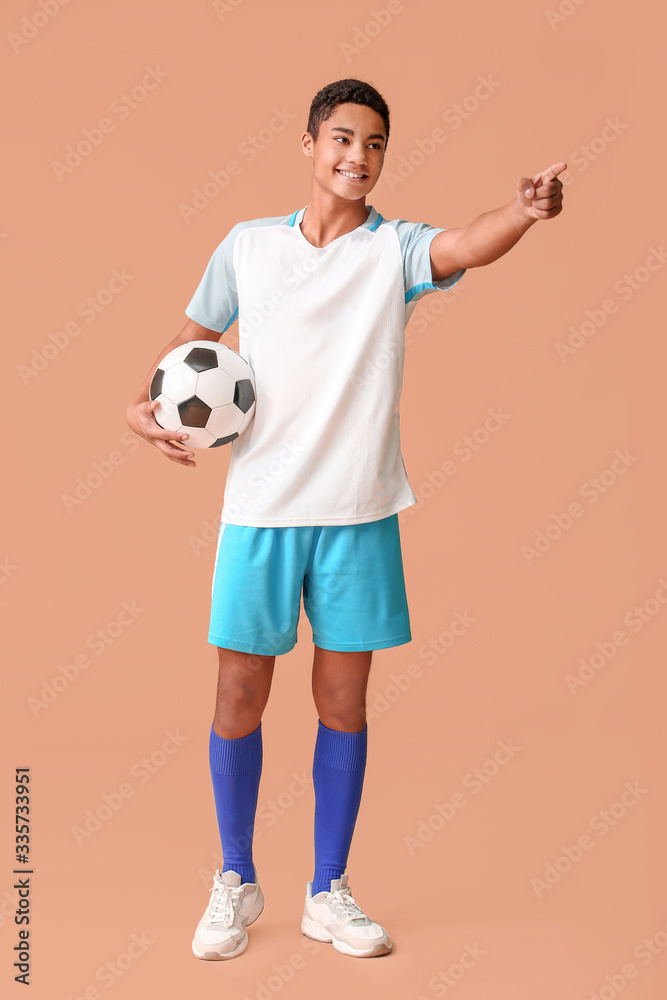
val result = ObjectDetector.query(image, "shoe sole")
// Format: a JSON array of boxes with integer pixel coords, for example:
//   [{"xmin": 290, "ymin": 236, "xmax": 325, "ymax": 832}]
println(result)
[
  {"xmin": 192, "ymin": 935, "xmax": 249, "ymax": 961},
  {"xmin": 192, "ymin": 893, "xmax": 264, "ymax": 961},
  {"xmin": 300, "ymin": 914, "xmax": 392, "ymax": 958}
]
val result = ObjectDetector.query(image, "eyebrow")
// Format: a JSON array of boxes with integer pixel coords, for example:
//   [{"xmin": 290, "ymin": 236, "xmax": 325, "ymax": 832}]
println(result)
[{"xmin": 329, "ymin": 126, "xmax": 386, "ymax": 143}]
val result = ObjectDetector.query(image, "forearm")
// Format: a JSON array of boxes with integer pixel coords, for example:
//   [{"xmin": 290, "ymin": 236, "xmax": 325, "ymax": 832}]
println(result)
[
  {"xmin": 456, "ymin": 199, "xmax": 537, "ymax": 268},
  {"xmin": 127, "ymin": 334, "xmax": 187, "ymax": 412}
]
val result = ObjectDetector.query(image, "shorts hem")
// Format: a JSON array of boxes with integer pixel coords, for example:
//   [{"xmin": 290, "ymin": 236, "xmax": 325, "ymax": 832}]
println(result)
[
  {"xmin": 312, "ymin": 633, "xmax": 412, "ymax": 652},
  {"xmin": 207, "ymin": 634, "xmax": 295, "ymax": 656}
]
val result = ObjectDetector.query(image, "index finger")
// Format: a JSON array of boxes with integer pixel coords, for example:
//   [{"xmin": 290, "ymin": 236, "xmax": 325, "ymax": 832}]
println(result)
[
  {"xmin": 145, "ymin": 406, "xmax": 189, "ymax": 441},
  {"xmin": 532, "ymin": 161, "xmax": 568, "ymax": 187}
]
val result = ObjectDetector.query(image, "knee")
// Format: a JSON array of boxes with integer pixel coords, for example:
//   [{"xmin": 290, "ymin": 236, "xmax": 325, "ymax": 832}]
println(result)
[
  {"xmin": 214, "ymin": 663, "xmax": 270, "ymax": 737},
  {"xmin": 317, "ymin": 693, "xmax": 367, "ymax": 732},
  {"xmin": 213, "ymin": 694, "xmax": 263, "ymax": 739},
  {"xmin": 217, "ymin": 676, "xmax": 263, "ymax": 714}
]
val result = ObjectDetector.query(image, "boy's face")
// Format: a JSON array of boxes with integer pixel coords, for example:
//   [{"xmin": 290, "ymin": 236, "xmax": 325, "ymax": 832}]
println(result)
[{"xmin": 302, "ymin": 102, "xmax": 386, "ymax": 201}]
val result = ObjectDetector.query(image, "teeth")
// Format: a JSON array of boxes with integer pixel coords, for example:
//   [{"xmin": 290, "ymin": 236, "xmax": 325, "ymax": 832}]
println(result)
[{"xmin": 338, "ymin": 169, "xmax": 365, "ymax": 178}]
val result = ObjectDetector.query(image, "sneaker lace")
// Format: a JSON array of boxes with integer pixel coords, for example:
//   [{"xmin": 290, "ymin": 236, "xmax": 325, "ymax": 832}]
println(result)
[
  {"xmin": 209, "ymin": 877, "xmax": 244, "ymax": 928},
  {"xmin": 329, "ymin": 887, "xmax": 365, "ymax": 921}
]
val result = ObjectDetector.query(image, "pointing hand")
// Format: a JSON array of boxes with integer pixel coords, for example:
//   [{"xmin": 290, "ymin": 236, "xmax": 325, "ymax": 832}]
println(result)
[{"xmin": 516, "ymin": 162, "xmax": 567, "ymax": 221}]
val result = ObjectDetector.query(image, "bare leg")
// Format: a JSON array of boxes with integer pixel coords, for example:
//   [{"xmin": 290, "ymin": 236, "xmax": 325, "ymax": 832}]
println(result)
[
  {"xmin": 213, "ymin": 646, "xmax": 276, "ymax": 738},
  {"xmin": 311, "ymin": 645, "xmax": 373, "ymax": 731}
]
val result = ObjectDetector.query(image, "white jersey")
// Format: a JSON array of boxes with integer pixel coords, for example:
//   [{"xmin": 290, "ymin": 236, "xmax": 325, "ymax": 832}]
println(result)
[{"xmin": 185, "ymin": 204, "xmax": 465, "ymax": 527}]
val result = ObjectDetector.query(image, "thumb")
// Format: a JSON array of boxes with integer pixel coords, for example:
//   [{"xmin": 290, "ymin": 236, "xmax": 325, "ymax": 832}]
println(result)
[{"xmin": 517, "ymin": 176, "xmax": 535, "ymax": 200}]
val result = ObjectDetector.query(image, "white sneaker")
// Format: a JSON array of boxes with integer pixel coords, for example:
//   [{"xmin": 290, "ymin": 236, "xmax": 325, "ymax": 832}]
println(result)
[
  {"xmin": 301, "ymin": 873, "xmax": 392, "ymax": 958},
  {"xmin": 192, "ymin": 869, "xmax": 264, "ymax": 960}
]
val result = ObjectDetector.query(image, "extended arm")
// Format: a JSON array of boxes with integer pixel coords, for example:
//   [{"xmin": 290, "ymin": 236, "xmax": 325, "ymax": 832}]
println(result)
[{"xmin": 429, "ymin": 161, "xmax": 567, "ymax": 281}]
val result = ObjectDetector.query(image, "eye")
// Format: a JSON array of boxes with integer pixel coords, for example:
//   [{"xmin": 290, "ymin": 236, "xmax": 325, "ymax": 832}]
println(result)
[{"xmin": 334, "ymin": 136, "xmax": 349, "ymax": 143}]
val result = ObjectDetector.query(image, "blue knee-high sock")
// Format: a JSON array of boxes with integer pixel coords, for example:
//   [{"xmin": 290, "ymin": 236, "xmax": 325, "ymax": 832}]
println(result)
[
  {"xmin": 209, "ymin": 721, "xmax": 262, "ymax": 885},
  {"xmin": 311, "ymin": 719, "xmax": 368, "ymax": 896}
]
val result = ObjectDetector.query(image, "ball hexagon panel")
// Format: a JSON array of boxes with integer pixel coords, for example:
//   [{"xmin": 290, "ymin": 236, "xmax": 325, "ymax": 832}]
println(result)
[
  {"xmin": 159, "ymin": 342, "xmax": 196, "ymax": 370},
  {"xmin": 153, "ymin": 394, "xmax": 182, "ymax": 433},
  {"xmin": 161, "ymin": 364, "xmax": 199, "ymax": 403},
  {"xmin": 181, "ymin": 424, "xmax": 218, "ymax": 449},
  {"xmin": 195, "ymin": 367, "xmax": 237, "ymax": 409},
  {"xmin": 207, "ymin": 402, "xmax": 243, "ymax": 440},
  {"xmin": 220, "ymin": 351, "xmax": 253, "ymax": 382}
]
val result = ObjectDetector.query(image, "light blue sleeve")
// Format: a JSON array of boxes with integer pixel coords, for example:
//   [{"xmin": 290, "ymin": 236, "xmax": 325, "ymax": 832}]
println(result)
[
  {"xmin": 184, "ymin": 223, "xmax": 242, "ymax": 335},
  {"xmin": 389, "ymin": 219, "xmax": 466, "ymax": 306}
]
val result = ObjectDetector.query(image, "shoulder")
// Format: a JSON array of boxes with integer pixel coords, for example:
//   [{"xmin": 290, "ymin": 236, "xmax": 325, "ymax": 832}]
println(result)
[
  {"xmin": 377, "ymin": 216, "xmax": 441, "ymax": 243},
  {"xmin": 229, "ymin": 211, "xmax": 299, "ymax": 237},
  {"xmin": 205, "ymin": 212, "xmax": 299, "ymax": 260},
  {"xmin": 375, "ymin": 216, "xmax": 444, "ymax": 272}
]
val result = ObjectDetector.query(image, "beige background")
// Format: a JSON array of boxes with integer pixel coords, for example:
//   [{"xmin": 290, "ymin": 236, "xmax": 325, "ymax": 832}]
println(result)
[{"xmin": 3, "ymin": 0, "xmax": 667, "ymax": 996}]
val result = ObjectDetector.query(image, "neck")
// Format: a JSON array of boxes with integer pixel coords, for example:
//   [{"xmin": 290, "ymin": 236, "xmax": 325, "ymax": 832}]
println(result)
[{"xmin": 300, "ymin": 187, "xmax": 370, "ymax": 247}]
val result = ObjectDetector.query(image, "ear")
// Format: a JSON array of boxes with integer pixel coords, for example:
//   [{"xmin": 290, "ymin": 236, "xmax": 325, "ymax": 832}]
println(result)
[{"xmin": 301, "ymin": 132, "xmax": 314, "ymax": 158}]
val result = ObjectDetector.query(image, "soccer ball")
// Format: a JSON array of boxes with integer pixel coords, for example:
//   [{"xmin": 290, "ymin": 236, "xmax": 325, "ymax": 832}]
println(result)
[{"xmin": 149, "ymin": 340, "xmax": 256, "ymax": 449}]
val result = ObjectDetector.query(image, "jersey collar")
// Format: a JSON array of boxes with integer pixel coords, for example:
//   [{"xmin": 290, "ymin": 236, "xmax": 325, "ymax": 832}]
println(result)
[{"xmin": 292, "ymin": 204, "xmax": 383, "ymax": 235}]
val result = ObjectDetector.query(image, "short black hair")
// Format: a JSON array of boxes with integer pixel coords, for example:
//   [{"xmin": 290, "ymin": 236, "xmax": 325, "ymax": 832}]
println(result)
[{"xmin": 306, "ymin": 78, "xmax": 390, "ymax": 149}]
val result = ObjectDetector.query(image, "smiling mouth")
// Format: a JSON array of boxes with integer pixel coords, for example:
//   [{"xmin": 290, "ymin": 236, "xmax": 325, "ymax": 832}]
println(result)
[{"xmin": 336, "ymin": 169, "xmax": 368, "ymax": 180}]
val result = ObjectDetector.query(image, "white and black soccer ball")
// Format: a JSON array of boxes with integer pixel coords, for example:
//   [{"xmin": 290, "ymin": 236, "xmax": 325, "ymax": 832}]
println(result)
[{"xmin": 149, "ymin": 340, "xmax": 256, "ymax": 449}]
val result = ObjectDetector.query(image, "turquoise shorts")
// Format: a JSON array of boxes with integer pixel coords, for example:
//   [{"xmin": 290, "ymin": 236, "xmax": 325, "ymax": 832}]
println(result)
[{"xmin": 208, "ymin": 513, "xmax": 411, "ymax": 655}]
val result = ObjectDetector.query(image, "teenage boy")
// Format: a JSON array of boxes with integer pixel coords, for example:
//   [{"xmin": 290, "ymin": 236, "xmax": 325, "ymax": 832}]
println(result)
[{"xmin": 126, "ymin": 77, "xmax": 565, "ymax": 961}]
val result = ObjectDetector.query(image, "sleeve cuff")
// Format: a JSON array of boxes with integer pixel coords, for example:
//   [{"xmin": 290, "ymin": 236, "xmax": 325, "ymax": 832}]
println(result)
[
  {"xmin": 184, "ymin": 307, "xmax": 230, "ymax": 335},
  {"xmin": 431, "ymin": 267, "xmax": 467, "ymax": 292},
  {"xmin": 405, "ymin": 266, "xmax": 466, "ymax": 304}
]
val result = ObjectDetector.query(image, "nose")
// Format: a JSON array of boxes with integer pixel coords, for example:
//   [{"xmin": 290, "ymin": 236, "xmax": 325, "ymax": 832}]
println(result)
[
  {"xmin": 343, "ymin": 155, "xmax": 368, "ymax": 170},
  {"xmin": 344, "ymin": 145, "xmax": 368, "ymax": 166}
]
